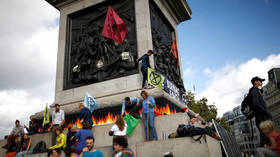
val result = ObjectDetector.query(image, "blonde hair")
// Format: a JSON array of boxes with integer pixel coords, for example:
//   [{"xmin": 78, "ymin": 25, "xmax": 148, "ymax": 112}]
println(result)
[
  {"xmin": 259, "ymin": 120, "xmax": 278, "ymax": 133},
  {"xmin": 78, "ymin": 103, "xmax": 84, "ymax": 107},
  {"xmin": 71, "ymin": 124, "xmax": 78, "ymax": 132}
]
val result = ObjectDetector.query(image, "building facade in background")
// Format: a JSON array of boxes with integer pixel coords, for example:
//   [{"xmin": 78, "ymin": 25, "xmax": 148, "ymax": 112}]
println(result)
[
  {"xmin": 263, "ymin": 68, "xmax": 280, "ymax": 127},
  {"xmin": 223, "ymin": 106, "xmax": 259, "ymax": 155}
]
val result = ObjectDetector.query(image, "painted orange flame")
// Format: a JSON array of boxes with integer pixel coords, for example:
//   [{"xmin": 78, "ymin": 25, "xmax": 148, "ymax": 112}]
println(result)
[
  {"xmin": 154, "ymin": 104, "xmax": 176, "ymax": 116},
  {"xmin": 57, "ymin": 104, "xmax": 176, "ymax": 131}
]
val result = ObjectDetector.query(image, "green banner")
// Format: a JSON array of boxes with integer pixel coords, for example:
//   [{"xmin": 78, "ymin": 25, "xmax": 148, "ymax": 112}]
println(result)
[
  {"xmin": 148, "ymin": 67, "xmax": 165, "ymax": 89},
  {"xmin": 42, "ymin": 103, "xmax": 49, "ymax": 126}
]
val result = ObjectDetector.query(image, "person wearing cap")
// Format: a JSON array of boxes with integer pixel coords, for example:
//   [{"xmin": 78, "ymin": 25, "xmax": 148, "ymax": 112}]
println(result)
[
  {"xmin": 250, "ymin": 76, "xmax": 272, "ymax": 146},
  {"xmin": 51, "ymin": 104, "xmax": 65, "ymax": 145},
  {"xmin": 136, "ymin": 50, "xmax": 153, "ymax": 89}
]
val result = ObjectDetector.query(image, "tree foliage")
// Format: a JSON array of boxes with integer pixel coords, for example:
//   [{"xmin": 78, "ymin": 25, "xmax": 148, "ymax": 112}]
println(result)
[{"xmin": 185, "ymin": 91, "xmax": 231, "ymax": 132}]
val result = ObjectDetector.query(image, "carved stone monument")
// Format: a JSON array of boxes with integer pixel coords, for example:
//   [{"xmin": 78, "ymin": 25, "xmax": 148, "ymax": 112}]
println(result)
[{"xmin": 31, "ymin": 0, "xmax": 192, "ymax": 124}]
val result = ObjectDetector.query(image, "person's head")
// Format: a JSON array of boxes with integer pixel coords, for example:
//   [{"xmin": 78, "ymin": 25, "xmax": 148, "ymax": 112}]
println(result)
[
  {"xmin": 251, "ymin": 76, "xmax": 265, "ymax": 87},
  {"xmin": 147, "ymin": 50, "xmax": 153, "ymax": 56},
  {"xmin": 140, "ymin": 90, "xmax": 148, "ymax": 99},
  {"xmin": 82, "ymin": 122, "xmax": 90, "ymax": 129},
  {"xmin": 15, "ymin": 120, "xmax": 20, "ymax": 127},
  {"xmin": 85, "ymin": 136, "xmax": 95, "ymax": 150},
  {"xmin": 113, "ymin": 136, "xmax": 128, "ymax": 152},
  {"xmin": 125, "ymin": 97, "xmax": 131, "ymax": 105},
  {"xmin": 78, "ymin": 103, "xmax": 84, "ymax": 109},
  {"xmin": 50, "ymin": 149, "xmax": 61, "ymax": 157},
  {"xmin": 54, "ymin": 104, "xmax": 60, "ymax": 111},
  {"xmin": 21, "ymin": 133, "xmax": 29, "ymax": 141},
  {"xmin": 55, "ymin": 127, "xmax": 63, "ymax": 135},
  {"xmin": 260, "ymin": 120, "xmax": 277, "ymax": 136},
  {"xmin": 115, "ymin": 115, "xmax": 125, "ymax": 131},
  {"xmin": 71, "ymin": 124, "xmax": 78, "ymax": 132},
  {"xmin": 189, "ymin": 116, "xmax": 197, "ymax": 125}
]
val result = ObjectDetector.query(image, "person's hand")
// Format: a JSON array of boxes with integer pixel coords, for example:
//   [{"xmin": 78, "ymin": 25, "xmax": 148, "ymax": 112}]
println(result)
[
  {"xmin": 146, "ymin": 101, "xmax": 150, "ymax": 105},
  {"xmin": 80, "ymin": 120, "xmax": 84, "ymax": 124},
  {"xmin": 195, "ymin": 114, "xmax": 199, "ymax": 118},
  {"xmin": 82, "ymin": 147, "xmax": 89, "ymax": 152},
  {"xmin": 24, "ymin": 125, "xmax": 27, "ymax": 128}
]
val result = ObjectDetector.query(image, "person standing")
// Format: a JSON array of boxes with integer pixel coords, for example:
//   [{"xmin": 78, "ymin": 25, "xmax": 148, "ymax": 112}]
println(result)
[
  {"xmin": 80, "ymin": 136, "xmax": 104, "ymax": 157},
  {"xmin": 140, "ymin": 90, "xmax": 158, "ymax": 141},
  {"xmin": 121, "ymin": 97, "xmax": 140, "ymax": 118},
  {"xmin": 79, "ymin": 103, "xmax": 93, "ymax": 128},
  {"xmin": 51, "ymin": 104, "xmax": 65, "ymax": 145},
  {"xmin": 136, "ymin": 50, "xmax": 153, "ymax": 89},
  {"xmin": 250, "ymin": 76, "xmax": 272, "ymax": 146}
]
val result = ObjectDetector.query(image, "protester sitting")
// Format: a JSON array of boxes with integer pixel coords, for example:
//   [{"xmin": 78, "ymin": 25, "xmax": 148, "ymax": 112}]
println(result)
[
  {"xmin": 16, "ymin": 133, "xmax": 33, "ymax": 157},
  {"xmin": 48, "ymin": 127, "xmax": 66, "ymax": 157},
  {"xmin": 80, "ymin": 136, "xmax": 104, "ymax": 157},
  {"xmin": 2, "ymin": 120, "xmax": 24, "ymax": 149},
  {"xmin": 140, "ymin": 90, "xmax": 158, "ymax": 141},
  {"xmin": 65, "ymin": 124, "xmax": 79, "ymax": 156},
  {"xmin": 24, "ymin": 120, "xmax": 39, "ymax": 135},
  {"xmin": 113, "ymin": 136, "xmax": 134, "ymax": 157},
  {"xmin": 256, "ymin": 120, "xmax": 280, "ymax": 157},
  {"xmin": 79, "ymin": 103, "xmax": 93, "ymax": 128},
  {"xmin": 75, "ymin": 122, "xmax": 94, "ymax": 154},
  {"xmin": 67, "ymin": 124, "xmax": 78, "ymax": 146},
  {"xmin": 5, "ymin": 135, "xmax": 20, "ymax": 157}
]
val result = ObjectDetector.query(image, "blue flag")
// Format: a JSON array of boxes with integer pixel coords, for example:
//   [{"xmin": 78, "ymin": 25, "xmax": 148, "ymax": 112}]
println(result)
[{"xmin": 84, "ymin": 93, "xmax": 98, "ymax": 113}]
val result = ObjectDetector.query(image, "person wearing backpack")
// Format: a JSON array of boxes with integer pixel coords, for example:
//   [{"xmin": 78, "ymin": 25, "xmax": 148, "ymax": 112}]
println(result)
[{"xmin": 250, "ymin": 76, "xmax": 272, "ymax": 147}]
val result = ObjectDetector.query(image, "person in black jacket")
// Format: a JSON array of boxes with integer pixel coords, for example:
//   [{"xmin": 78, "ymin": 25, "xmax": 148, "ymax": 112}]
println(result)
[
  {"xmin": 250, "ymin": 76, "xmax": 272, "ymax": 146},
  {"xmin": 136, "ymin": 50, "xmax": 153, "ymax": 89}
]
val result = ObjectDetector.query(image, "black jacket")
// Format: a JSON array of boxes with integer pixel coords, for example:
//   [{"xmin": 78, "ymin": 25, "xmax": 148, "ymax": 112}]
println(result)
[{"xmin": 249, "ymin": 86, "xmax": 271, "ymax": 118}]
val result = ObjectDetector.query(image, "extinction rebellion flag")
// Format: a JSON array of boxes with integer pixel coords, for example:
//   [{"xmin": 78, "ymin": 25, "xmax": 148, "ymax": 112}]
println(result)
[
  {"xmin": 101, "ymin": 6, "xmax": 127, "ymax": 45},
  {"xmin": 148, "ymin": 67, "xmax": 165, "ymax": 89},
  {"xmin": 84, "ymin": 93, "xmax": 98, "ymax": 113},
  {"xmin": 42, "ymin": 103, "xmax": 49, "ymax": 127}
]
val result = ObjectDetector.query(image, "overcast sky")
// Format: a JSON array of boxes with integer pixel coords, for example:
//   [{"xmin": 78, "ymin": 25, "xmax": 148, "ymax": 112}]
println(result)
[{"xmin": 0, "ymin": 0, "xmax": 280, "ymax": 139}]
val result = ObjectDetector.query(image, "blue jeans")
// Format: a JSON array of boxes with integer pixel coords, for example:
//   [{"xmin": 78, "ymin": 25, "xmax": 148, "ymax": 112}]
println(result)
[
  {"xmin": 16, "ymin": 147, "xmax": 33, "ymax": 157},
  {"xmin": 142, "ymin": 112, "xmax": 158, "ymax": 140}
]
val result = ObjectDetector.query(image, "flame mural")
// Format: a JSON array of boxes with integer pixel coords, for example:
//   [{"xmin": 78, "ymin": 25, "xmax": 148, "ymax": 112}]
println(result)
[{"xmin": 37, "ymin": 99, "xmax": 183, "ymax": 132}]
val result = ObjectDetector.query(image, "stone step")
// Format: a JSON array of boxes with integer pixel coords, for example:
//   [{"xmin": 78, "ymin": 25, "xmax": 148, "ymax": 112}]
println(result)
[{"xmin": 0, "ymin": 113, "xmax": 222, "ymax": 157}]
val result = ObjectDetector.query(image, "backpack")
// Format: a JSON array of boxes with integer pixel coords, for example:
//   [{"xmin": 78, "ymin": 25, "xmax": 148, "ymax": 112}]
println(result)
[
  {"xmin": 32, "ymin": 141, "xmax": 47, "ymax": 154},
  {"xmin": 241, "ymin": 92, "xmax": 256, "ymax": 120}
]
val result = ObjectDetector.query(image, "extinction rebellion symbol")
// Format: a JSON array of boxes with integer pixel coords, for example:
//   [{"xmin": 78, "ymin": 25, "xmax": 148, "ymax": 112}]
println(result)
[{"xmin": 149, "ymin": 71, "xmax": 162, "ymax": 86}]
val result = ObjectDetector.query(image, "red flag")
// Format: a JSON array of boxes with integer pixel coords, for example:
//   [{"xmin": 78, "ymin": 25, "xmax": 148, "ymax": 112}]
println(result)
[
  {"xmin": 101, "ymin": 6, "xmax": 127, "ymax": 45},
  {"xmin": 170, "ymin": 39, "xmax": 179, "ymax": 66}
]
